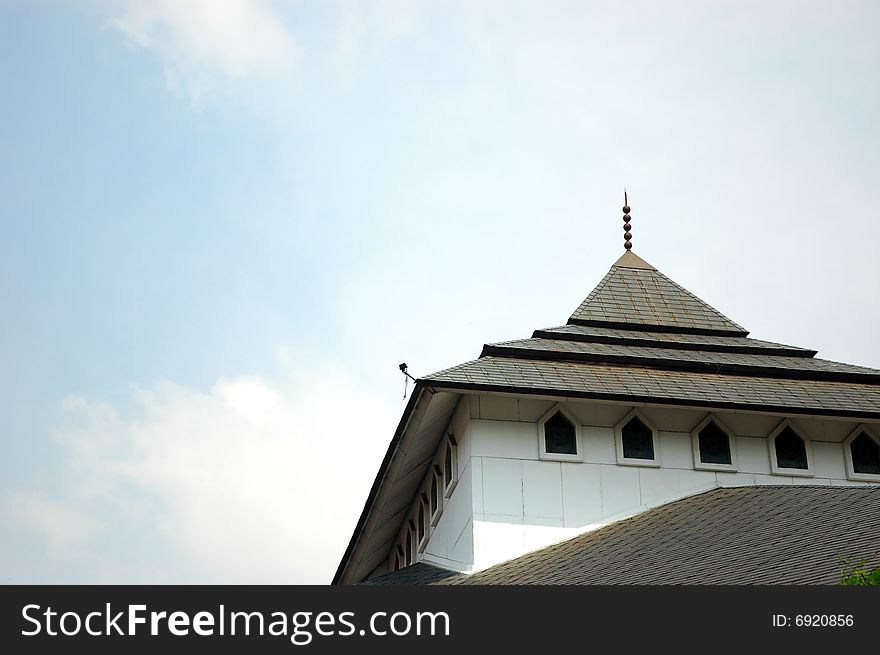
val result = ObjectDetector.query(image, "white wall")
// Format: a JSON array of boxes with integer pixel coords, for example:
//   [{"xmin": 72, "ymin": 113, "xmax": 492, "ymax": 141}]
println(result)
[
  {"xmin": 463, "ymin": 394, "xmax": 880, "ymax": 571},
  {"xmin": 420, "ymin": 397, "xmax": 474, "ymax": 569}
]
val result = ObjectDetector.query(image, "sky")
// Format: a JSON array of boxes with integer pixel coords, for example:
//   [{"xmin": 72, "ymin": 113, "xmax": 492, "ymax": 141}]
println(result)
[{"xmin": 1, "ymin": 0, "xmax": 878, "ymax": 584}]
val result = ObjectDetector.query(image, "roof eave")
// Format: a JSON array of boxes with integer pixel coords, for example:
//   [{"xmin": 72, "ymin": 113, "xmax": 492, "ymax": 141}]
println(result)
[
  {"xmin": 420, "ymin": 379, "xmax": 880, "ymax": 421},
  {"xmin": 332, "ymin": 383, "xmax": 428, "ymax": 585}
]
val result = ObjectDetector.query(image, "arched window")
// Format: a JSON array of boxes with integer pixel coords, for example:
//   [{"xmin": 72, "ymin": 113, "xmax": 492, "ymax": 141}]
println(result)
[
  {"xmin": 698, "ymin": 422, "xmax": 730, "ymax": 464},
  {"xmin": 623, "ymin": 417, "xmax": 654, "ymax": 459},
  {"xmin": 615, "ymin": 410, "xmax": 659, "ymax": 466},
  {"xmin": 691, "ymin": 415, "xmax": 737, "ymax": 471},
  {"xmin": 775, "ymin": 428, "xmax": 807, "ymax": 469},
  {"xmin": 851, "ymin": 432, "xmax": 880, "ymax": 475},
  {"xmin": 430, "ymin": 468, "xmax": 442, "ymax": 525},
  {"xmin": 417, "ymin": 499, "xmax": 427, "ymax": 547},
  {"xmin": 769, "ymin": 420, "xmax": 813, "ymax": 476},
  {"xmin": 404, "ymin": 527, "xmax": 414, "ymax": 566},
  {"xmin": 392, "ymin": 545, "xmax": 404, "ymax": 571},
  {"xmin": 545, "ymin": 412, "xmax": 576, "ymax": 454},
  {"xmin": 443, "ymin": 435, "xmax": 457, "ymax": 497},
  {"xmin": 844, "ymin": 427, "xmax": 880, "ymax": 481},
  {"xmin": 538, "ymin": 405, "xmax": 582, "ymax": 461}
]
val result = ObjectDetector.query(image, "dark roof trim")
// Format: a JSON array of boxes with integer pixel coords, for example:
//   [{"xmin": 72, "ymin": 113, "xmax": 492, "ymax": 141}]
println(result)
[
  {"xmin": 479, "ymin": 344, "xmax": 880, "ymax": 385},
  {"xmin": 332, "ymin": 383, "xmax": 427, "ymax": 585},
  {"xmin": 567, "ymin": 317, "xmax": 749, "ymax": 338},
  {"xmin": 419, "ymin": 379, "xmax": 880, "ymax": 421},
  {"xmin": 532, "ymin": 329, "xmax": 817, "ymax": 358}
]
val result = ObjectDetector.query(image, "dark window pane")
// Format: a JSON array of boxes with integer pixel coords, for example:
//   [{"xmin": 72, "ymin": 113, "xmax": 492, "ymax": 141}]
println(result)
[
  {"xmin": 775, "ymin": 427, "xmax": 807, "ymax": 469},
  {"xmin": 417, "ymin": 505, "xmax": 425, "ymax": 543},
  {"xmin": 851, "ymin": 433, "xmax": 880, "ymax": 475},
  {"xmin": 698, "ymin": 421, "xmax": 731, "ymax": 465},
  {"xmin": 622, "ymin": 416, "xmax": 654, "ymax": 460},
  {"xmin": 444, "ymin": 445, "xmax": 454, "ymax": 487},
  {"xmin": 544, "ymin": 412, "xmax": 577, "ymax": 455},
  {"xmin": 430, "ymin": 476, "xmax": 439, "ymax": 514},
  {"xmin": 405, "ymin": 531, "xmax": 413, "ymax": 565}
]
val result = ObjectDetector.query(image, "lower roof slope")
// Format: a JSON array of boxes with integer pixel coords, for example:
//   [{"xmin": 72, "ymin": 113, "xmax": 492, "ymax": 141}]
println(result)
[
  {"xmin": 425, "ymin": 357, "xmax": 880, "ymax": 418},
  {"xmin": 444, "ymin": 486, "xmax": 880, "ymax": 585},
  {"xmin": 360, "ymin": 562, "xmax": 463, "ymax": 586}
]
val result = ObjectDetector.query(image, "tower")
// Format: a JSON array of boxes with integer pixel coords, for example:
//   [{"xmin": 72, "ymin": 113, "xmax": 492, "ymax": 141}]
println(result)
[{"xmin": 334, "ymin": 198, "xmax": 880, "ymax": 585}]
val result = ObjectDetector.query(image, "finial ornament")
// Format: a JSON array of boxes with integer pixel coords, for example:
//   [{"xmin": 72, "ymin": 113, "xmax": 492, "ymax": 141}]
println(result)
[{"xmin": 622, "ymin": 189, "xmax": 632, "ymax": 251}]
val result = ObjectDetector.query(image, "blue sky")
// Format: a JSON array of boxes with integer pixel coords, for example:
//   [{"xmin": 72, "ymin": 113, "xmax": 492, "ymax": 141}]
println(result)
[{"xmin": 1, "ymin": 0, "xmax": 878, "ymax": 583}]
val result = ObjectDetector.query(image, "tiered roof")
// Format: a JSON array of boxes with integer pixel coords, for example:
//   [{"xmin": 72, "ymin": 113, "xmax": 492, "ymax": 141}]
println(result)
[
  {"xmin": 425, "ymin": 251, "xmax": 880, "ymax": 419},
  {"xmin": 334, "ymin": 245, "xmax": 880, "ymax": 585}
]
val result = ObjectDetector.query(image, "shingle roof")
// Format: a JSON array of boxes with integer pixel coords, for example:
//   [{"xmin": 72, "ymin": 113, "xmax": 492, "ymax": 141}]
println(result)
[
  {"xmin": 339, "ymin": 249, "xmax": 880, "ymax": 586},
  {"xmin": 534, "ymin": 324, "xmax": 816, "ymax": 356},
  {"xmin": 424, "ymin": 357, "xmax": 880, "ymax": 418},
  {"xmin": 446, "ymin": 486, "xmax": 880, "ymax": 585},
  {"xmin": 568, "ymin": 252, "xmax": 747, "ymax": 335},
  {"xmin": 360, "ymin": 562, "xmax": 464, "ymax": 585},
  {"xmin": 420, "ymin": 251, "xmax": 880, "ymax": 418},
  {"xmin": 485, "ymin": 338, "xmax": 880, "ymax": 380}
]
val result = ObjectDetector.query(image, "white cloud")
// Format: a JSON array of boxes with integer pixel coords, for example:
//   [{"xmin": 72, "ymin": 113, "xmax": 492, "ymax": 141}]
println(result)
[
  {"xmin": 3, "ymin": 492, "xmax": 99, "ymax": 556},
  {"xmin": 109, "ymin": 0, "xmax": 299, "ymax": 102},
  {"xmin": 3, "ymin": 359, "xmax": 397, "ymax": 583},
  {"xmin": 213, "ymin": 375, "xmax": 281, "ymax": 426}
]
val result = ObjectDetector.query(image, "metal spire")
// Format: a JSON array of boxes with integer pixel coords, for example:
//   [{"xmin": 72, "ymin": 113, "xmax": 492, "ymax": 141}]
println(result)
[{"xmin": 622, "ymin": 190, "xmax": 632, "ymax": 251}]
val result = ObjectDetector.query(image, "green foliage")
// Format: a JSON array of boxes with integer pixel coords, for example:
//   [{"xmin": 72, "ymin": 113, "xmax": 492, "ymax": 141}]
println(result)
[{"xmin": 840, "ymin": 560, "xmax": 880, "ymax": 585}]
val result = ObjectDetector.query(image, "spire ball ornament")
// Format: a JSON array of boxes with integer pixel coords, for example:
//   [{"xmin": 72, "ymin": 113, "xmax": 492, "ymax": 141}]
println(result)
[{"xmin": 622, "ymin": 190, "xmax": 632, "ymax": 251}]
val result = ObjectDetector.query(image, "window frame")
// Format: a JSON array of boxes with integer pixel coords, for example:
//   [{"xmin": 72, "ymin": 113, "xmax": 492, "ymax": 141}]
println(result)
[
  {"xmin": 429, "ymin": 465, "xmax": 443, "ymax": 526},
  {"xmin": 768, "ymin": 419, "xmax": 814, "ymax": 477},
  {"xmin": 443, "ymin": 433, "xmax": 458, "ymax": 498},
  {"xmin": 416, "ymin": 494, "xmax": 430, "ymax": 553},
  {"xmin": 690, "ymin": 414, "xmax": 738, "ymax": 472},
  {"xmin": 843, "ymin": 425, "xmax": 880, "ymax": 482},
  {"xmin": 537, "ymin": 403, "xmax": 583, "ymax": 462},
  {"xmin": 398, "ymin": 520, "xmax": 416, "ymax": 567},
  {"xmin": 388, "ymin": 543, "xmax": 405, "ymax": 572},
  {"xmin": 614, "ymin": 408, "xmax": 661, "ymax": 467}
]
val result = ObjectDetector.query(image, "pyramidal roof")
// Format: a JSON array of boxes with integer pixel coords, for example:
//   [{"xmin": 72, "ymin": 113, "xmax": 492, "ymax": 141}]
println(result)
[
  {"xmin": 568, "ymin": 251, "xmax": 747, "ymax": 336},
  {"xmin": 335, "ymin": 239, "xmax": 880, "ymax": 585},
  {"xmin": 424, "ymin": 249, "xmax": 880, "ymax": 418}
]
